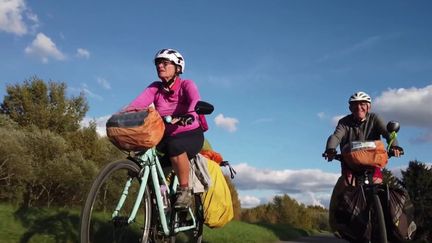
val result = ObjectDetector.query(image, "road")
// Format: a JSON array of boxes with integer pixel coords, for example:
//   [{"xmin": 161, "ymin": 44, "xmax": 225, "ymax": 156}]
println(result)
[{"xmin": 279, "ymin": 234, "xmax": 348, "ymax": 243}]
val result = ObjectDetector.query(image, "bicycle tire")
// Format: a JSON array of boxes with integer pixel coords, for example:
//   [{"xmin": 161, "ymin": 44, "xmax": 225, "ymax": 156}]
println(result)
[
  {"xmin": 80, "ymin": 159, "xmax": 152, "ymax": 243},
  {"xmin": 372, "ymin": 193, "xmax": 387, "ymax": 243},
  {"xmin": 191, "ymin": 193, "xmax": 204, "ymax": 243}
]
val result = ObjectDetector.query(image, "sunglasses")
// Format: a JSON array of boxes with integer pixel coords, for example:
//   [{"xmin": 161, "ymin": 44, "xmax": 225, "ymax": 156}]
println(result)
[{"xmin": 155, "ymin": 59, "xmax": 174, "ymax": 67}]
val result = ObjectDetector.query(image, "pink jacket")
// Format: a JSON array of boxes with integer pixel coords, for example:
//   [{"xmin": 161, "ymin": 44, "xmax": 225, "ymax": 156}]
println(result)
[{"xmin": 125, "ymin": 77, "xmax": 201, "ymax": 136}]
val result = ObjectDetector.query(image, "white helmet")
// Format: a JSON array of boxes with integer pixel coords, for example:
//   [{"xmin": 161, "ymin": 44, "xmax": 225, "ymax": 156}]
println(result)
[
  {"xmin": 349, "ymin": 91, "xmax": 371, "ymax": 103},
  {"xmin": 154, "ymin": 48, "xmax": 185, "ymax": 73}
]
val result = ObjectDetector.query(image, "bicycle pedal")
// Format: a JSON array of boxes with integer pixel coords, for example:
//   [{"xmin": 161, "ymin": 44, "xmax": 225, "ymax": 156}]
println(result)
[{"xmin": 174, "ymin": 206, "xmax": 190, "ymax": 212}]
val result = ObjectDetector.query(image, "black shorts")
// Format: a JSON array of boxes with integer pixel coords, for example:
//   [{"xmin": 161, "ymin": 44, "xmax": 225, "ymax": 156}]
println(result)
[{"xmin": 157, "ymin": 128, "xmax": 204, "ymax": 159}]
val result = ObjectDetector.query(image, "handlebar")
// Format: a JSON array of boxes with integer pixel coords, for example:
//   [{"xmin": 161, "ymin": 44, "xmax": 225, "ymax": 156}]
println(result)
[
  {"xmin": 322, "ymin": 153, "xmax": 342, "ymax": 162},
  {"xmin": 322, "ymin": 147, "xmax": 404, "ymax": 162},
  {"xmin": 163, "ymin": 114, "xmax": 195, "ymax": 126}
]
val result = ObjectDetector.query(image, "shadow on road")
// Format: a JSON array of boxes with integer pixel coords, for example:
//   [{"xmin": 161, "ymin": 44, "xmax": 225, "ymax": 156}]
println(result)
[{"xmin": 279, "ymin": 234, "xmax": 348, "ymax": 243}]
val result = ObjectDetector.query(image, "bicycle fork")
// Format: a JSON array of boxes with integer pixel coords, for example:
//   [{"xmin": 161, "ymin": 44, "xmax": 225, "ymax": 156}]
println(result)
[{"xmin": 111, "ymin": 164, "xmax": 150, "ymax": 225}]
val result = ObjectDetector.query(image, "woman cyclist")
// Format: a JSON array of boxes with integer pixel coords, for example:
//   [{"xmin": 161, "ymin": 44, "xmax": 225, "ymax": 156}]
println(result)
[
  {"xmin": 323, "ymin": 91, "xmax": 403, "ymax": 234},
  {"xmin": 124, "ymin": 48, "xmax": 204, "ymax": 210}
]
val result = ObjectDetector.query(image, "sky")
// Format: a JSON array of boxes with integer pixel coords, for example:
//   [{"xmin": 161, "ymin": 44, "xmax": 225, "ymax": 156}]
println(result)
[{"xmin": 1, "ymin": 0, "xmax": 432, "ymax": 208}]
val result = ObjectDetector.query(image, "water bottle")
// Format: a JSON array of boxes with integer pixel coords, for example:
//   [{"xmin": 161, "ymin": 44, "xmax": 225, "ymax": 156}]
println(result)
[{"xmin": 160, "ymin": 185, "xmax": 169, "ymax": 211}]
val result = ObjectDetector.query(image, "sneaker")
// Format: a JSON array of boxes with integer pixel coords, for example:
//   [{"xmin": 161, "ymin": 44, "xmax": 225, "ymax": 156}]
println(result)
[{"xmin": 174, "ymin": 186, "xmax": 193, "ymax": 210}]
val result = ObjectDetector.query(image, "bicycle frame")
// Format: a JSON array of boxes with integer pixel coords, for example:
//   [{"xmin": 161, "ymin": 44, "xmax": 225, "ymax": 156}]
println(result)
[
  {"xmin": 348, "ymin": 170, "xmax": 388, "ymax": 243},
  {"xmin": 112, "ymin": 147, "xmax": 198, "ymax": 236}
]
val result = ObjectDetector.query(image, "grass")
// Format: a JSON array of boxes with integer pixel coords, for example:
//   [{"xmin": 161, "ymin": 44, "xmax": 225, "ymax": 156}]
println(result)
[
  {"xmin": 0, "ymin": 203, "xmax": 26, "ymax": 243},
  {"xmin": 0, "ymin": 203, "xmax": 315, "ymax": 243},
  {"xmin": 0, "ymin": 203, "xmax": 80, "ymax": 243},
  {"xmin": 202, "ymin": 221, "xmax": 280, "ymax": 243}
]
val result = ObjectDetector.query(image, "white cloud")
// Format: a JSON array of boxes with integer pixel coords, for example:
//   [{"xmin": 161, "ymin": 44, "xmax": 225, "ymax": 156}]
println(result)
[
  {"xmin": 214, "ymin": 113, "xmax": 239, "ymax": 132},
  {"xmin": 239, "ymin": 195, "xmax": 262, "ymax": 208},
  {"xmin": 317, "ymin": 112, "xmax": 325, "ymax": 119},
  {"xmin": 0, "ymin": 0, "xmax": 38, "ymax": 35},
  {"xmin": 25, "ymin": 32, "xmax": 65, "ymax": 63},
  {"xmin": 97, "ymin": 77, "xmax": 111, "ymax": 90},
  {"xmin": 373, "ymin": 85, "xmax": 432, "ymax": 128},
  {"xmin": 76, "ymin": 48, "xmax": 90, "ymax": 59},
  {"xmin": 327, "ymin": 85, "xmax": 432, "ymax": 142},
  {"xmin": 373, "ymin": 85, "xmax": 432, "ymax": 143},
  {"xmin": 69, "ymin": 84, "xmax": 103, "ymax": 101},
  {"xmin": 82, "ymin": 87, "xmax": 102, "ymax": 101},
  {"xmin": 232, "ymin": 163, "xmax": 338, "ymax": 208},
  {"xmin": 303, "ymin": 191, "xmax": 326, "ymax": 208},
  {"xmin": 233, "ymin": 163, "xmax": 339, "ymax": 194},
  {"xmin": 234, "ymin": 162, "xmax": 432, "ymax": 209},
  {"xmin": 81, "ymin": 115, "xmax": 110, "ymax": 137}
]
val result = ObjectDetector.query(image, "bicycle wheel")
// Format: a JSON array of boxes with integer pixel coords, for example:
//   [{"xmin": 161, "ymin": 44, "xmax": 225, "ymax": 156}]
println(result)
[
  {"xmin": 80, "ymin": 159, "xmax": 152, "ymax": 243},
  {"xmin": 371, "ymin": 193, "xmax": 387, "ymax": 243},
  {"xmin": 190, "ymin": 193, "xmax": 204, "ymax": 243}
]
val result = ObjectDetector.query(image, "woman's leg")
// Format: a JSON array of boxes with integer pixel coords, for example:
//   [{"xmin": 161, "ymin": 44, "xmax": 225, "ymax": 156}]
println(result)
[
  {"xmin": 170, "ymin": 152, "xmax": 193, "ymax": 209},
  {"xmin": 158, "ymin": 128, "xmax": 204, "ymax": 209},
  {"xmin": 170, "ymin": 152, "xmax": 190, "ymax": 187}
]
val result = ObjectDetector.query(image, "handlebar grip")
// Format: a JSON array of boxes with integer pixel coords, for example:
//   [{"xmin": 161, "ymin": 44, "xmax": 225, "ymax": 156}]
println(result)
[{"xmin": 164, "ymin": 116, "xmax": 173, "ymax": 123}]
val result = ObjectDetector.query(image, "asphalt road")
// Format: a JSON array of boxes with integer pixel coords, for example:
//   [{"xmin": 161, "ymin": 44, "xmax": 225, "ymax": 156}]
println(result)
[{"xmin": 279, "ymin": 234, "xmax": 349, "ymax": 243}]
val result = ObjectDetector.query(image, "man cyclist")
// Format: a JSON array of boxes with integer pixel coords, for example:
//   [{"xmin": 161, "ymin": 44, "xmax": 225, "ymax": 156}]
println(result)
[
  {"xmin": 124, "ymin": 49, "xmax": 204, "ymax": 210},
  {"xmin": 323, "ymin": 91, "xmax": 403, "ymax": 233}
]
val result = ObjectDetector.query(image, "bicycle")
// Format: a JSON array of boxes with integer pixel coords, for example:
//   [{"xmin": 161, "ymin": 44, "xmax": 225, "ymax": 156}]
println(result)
[
  {"xmin": 80, "ymin": 101, "xmax": 214, "ymax": 243},
  {"xmin": 323, "ymin": 121, "xmax": 403, "ymax": 243}
]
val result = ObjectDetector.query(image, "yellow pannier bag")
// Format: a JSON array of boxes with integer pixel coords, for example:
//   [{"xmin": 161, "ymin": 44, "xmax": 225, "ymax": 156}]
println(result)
[{"xmin": 202, "ymin": 159, "xmax": 234, "ymax": 228}]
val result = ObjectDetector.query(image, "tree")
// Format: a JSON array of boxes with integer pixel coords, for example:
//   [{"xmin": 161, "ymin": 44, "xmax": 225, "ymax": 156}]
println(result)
[
  {"xmin": 0, "ymin": 124, "xmax": 31, "ymax": 203},
  {"xmin": 401, "ymin": 160, "xmax": 432, "ymax": 242},
  {"xmin": 0, "ymin": 78, "xmax": 126, "ymax": 207},
  {"xmin": 382, "ymin": 168, "xmax": 403, "ymax": 189},
  {"xmin": 307, "ymin": 205, "xmax": 330, "ymax": 231},
  {"xmin": 224, "ymin": 175, "xmax": 241, "ymax": 220},
  {"xmin": 66, "ymin": 121, "xmax": 123, "ymax": 168},
  {"xmin": 273, "ymin": 194, "xmax": 301, "ymax": 226},
  {"xmin": 1, "ymin": 77, "xmax": 88, "ymax": 135}
]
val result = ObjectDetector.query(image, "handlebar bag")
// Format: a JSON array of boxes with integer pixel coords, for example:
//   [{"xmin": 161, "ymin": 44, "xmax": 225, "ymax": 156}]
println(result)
[
  {"xmin": 342, "ymin": 140, "xmax": 388, "ymax": 170},
  {"xmin": 106, "ymin": 107, "xmax": 165, "ymax": 151}
]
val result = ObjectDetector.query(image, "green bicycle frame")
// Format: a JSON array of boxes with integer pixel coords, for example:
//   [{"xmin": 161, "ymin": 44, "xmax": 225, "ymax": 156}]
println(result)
[{"xmin": 112, "ymin": 147, "xmax": 198, "ymax": 236}]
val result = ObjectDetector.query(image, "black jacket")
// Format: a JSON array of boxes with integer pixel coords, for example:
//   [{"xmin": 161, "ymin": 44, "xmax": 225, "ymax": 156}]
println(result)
[{"xmin": 326, "ymin": 112, "xmax": 398, "ymax": 151}]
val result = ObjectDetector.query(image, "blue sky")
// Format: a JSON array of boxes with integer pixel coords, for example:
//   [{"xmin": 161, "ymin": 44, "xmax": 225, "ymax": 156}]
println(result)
[{"xmin": 1, "ymin": 0, "xmax": 432, "ymax": 208}]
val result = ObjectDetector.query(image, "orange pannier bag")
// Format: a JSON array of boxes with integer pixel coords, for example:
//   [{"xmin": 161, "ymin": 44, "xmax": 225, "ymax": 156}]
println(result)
[
  {"xmin": 342, "ymin": 140, "xmax": 388, "ymax": 170},
  {"xmin": 106, "ymin": 107, "xmax": 165, "ymax": 151},
  {"xmin": 200, "ymin": 149, "xmax": 223, "ymax": 164}
]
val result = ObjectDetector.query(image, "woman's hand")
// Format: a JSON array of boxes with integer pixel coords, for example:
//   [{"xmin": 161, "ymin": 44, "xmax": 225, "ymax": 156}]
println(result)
[{"xmin": 390, "ymin": 146, "xmax": 404, "ymax": 157}]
